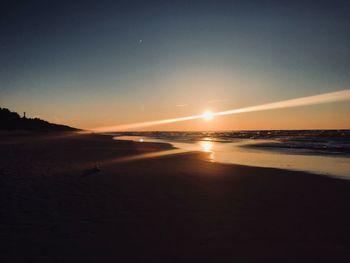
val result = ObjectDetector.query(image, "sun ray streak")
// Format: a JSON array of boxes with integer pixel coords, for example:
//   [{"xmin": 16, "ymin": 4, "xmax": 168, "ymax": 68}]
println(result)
[
  {"xmin": 214, "ymin": 89, "xmax": 350, "ymax": 118},
  {"xmin": 91, "ymin": 89, "xmax": 350, "ymax": 132}
]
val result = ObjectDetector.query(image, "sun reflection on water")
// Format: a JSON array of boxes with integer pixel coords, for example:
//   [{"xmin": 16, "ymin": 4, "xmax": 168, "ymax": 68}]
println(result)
[
  {"xmin": 199, "ymin": 140, "xmax": 215, "ymax": 161},
  {"xmin": 200, "ymin": 141, "xmax": 212, "ymax": 152}
]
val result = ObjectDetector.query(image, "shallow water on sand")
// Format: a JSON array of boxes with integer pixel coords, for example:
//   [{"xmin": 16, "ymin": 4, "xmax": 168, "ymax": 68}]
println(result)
[{"xmin": 114, "ymin": 135, "xmax": 350, "ymax": 179}]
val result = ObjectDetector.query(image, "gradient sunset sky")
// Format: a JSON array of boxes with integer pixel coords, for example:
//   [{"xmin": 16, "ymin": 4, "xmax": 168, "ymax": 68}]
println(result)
[{"xmin": 1, "ymin": 0, "xmax": 349, "ymax": 130}]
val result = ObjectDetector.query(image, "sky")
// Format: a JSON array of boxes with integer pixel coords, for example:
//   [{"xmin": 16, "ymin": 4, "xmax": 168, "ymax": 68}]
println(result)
[{"xmin": 1, "ymin": 0, "xmax": 350, "ymax": 130}]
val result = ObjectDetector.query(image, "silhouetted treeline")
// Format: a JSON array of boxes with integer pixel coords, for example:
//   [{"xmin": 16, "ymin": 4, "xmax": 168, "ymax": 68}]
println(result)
[{"xmin": 0, "ymin": 107, "xmax": 77, "ymax": 131}]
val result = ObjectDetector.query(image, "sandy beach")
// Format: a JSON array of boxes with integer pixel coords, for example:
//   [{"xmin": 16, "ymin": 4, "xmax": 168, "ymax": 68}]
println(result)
[{"xmin": 1, "ymin": 132, "xmax": 350, "ymax": 262}]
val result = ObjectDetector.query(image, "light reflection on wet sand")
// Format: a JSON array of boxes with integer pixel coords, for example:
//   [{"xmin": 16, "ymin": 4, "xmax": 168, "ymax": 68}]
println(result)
[{"xmin": 114, "ymin": 136, "xmax": 350, "ymax": 179}]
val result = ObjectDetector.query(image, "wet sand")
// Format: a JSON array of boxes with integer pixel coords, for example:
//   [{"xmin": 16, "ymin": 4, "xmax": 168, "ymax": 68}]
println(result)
[{"xmin": 1, "ymin": 132, "xmax": 350, "ymax": 262}]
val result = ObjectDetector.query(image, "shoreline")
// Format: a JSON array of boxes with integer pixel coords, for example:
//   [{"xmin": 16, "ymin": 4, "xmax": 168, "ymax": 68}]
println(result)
[
  {"xmin": 113, "ymin": 134, "xmax": 350, "ymax": 180},
  {"xmin": 1, "ymin": 132, "xmax": 350, "ymax": 262}
]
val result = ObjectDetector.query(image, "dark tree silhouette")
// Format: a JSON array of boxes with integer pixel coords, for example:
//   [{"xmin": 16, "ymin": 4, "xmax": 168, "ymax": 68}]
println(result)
[{"xmin": 0, "ymin": 107, "xmax": 77, "ymax": 131}]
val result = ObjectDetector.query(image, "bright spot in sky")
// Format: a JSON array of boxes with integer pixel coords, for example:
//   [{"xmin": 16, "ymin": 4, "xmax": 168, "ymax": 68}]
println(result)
[
  {"xmin": 200, "ymin": 141, "xmax": 213, "ymax": 152},
  {"xmin": 202, "ymin": 110, "xmax": 214, "ymax": 121}
]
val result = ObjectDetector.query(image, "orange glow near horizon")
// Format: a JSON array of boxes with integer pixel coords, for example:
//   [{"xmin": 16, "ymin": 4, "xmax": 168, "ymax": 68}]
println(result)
[{"xmin": 90, "ymin": 89, "xmax": 350, "ymax": 132}]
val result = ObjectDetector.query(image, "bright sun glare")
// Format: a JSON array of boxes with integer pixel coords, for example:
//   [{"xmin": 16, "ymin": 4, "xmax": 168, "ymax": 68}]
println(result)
[
  {"xmin": 200, "ymin": 141, "xmax": 213, "ymax": 152},
  {"xmin": 202, "ymin": 110, "xmax": 214, "ymax": 121}
]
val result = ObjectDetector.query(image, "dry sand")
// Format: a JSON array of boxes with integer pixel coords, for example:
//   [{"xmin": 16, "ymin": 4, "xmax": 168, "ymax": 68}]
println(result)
[{"xmin": 0, "ymin": 132, "xmax": 350, "ymax": 262}]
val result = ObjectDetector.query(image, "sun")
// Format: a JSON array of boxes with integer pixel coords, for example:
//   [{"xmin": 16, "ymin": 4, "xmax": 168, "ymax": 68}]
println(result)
[{"xmin": 202, "ymin": 110, "xmax": 214, "ymax": 121}]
